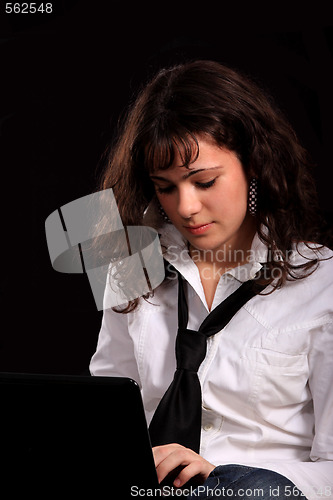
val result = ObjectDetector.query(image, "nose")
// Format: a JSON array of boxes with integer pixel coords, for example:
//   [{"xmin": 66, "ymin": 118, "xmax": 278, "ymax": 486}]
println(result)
[{"xmin": 177, "ymin": 186, "xmax": 202, "ymax": 219}]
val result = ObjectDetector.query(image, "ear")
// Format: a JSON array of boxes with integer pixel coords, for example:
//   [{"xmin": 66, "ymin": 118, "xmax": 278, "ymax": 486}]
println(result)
[{"xmin": 246, "ymin": 161, "xmax": 258, "ymax": 181}]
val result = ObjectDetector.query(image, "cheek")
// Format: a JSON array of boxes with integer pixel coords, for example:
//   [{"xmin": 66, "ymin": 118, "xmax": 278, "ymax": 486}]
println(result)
[
  {"xmin": 235, "ymin": 184, "xmax": 249, "ymax": 212},
  {"xmin": 209, "ymin": 179, "xmax": 248, "ymax": 215},
  {"xmin": 229, "ymin": 173, "xmax": 249, "ymax": 207}
]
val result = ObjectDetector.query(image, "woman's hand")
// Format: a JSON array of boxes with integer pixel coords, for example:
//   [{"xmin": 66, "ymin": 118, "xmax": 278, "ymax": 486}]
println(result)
[{"xmin": 153, "ymin": 443, "xmax": 215, "ymax": 488}]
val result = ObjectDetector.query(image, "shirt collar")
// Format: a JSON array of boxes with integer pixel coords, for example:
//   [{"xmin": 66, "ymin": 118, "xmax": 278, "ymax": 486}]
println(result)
[
  {"xmin": 223, "ymin": 233, "xmax": 267, "ymax": 283},
  {"xmin": 160, "ymin": 221, "xmax": 267, "ymax": 271},
  {"xmin": 143, "ymin": 199, "xmax": 268, "ymax": 285}
]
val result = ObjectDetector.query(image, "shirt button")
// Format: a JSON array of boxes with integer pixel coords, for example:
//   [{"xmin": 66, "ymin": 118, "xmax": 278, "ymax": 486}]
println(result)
[{"xmin": 203, "ymin": 424, "xmax": 213, "ymax": 431}]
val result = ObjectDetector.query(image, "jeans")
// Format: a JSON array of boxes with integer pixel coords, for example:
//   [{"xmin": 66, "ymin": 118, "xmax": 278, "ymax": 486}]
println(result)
[{"xmin": 185, "ymin": 464, "xmax": 306, "ymax": 499}]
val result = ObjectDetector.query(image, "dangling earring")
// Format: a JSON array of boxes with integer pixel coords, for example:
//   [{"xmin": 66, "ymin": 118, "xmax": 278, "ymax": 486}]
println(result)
[
  {"xmin": 248, "ymin": 177, "xmax": 258, "ymax": 216},
  {"xmin": 158, "ymin": 203, "xmax": 171, "ymax": 223}
]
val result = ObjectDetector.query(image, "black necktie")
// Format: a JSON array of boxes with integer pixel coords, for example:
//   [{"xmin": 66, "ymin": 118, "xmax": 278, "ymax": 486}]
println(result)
[{"xmin": 149, "ymin": 266, "xmax": 268, "ymax": 453}]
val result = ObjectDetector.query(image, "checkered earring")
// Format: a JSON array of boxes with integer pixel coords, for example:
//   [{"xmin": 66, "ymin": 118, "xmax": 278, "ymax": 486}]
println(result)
[
  {"xmin": 158, "ymin": 204, "xmax": 171, "ymax": 223},
  {"xmin": 248, "ymin": 178, "xmax": 258, "ymax": 216}
]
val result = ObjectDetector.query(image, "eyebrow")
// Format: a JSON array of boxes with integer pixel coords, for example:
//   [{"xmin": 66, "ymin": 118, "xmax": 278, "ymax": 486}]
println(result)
[{"xmin": 150, "ymin": 166, "xmax": 222, "ymax": 182}]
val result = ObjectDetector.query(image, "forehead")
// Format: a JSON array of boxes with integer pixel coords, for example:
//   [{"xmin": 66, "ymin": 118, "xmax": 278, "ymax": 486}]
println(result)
[
  {"xmin": 144, "ymin": 133, "xmax": 201, "ymax": 174},
  {"xmin": 146, "ymin": 133, "xmax": 224, "ymax": 174},
  {"xmin": 151, "ymin": 136, "xmax": 231, "ymax": 176}
]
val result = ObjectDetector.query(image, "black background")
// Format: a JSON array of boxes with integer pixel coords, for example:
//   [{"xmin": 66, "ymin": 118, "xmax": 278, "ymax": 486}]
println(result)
[{"xmin": 1, "ymin": 1, "xmax": 333, "ymax": 375}]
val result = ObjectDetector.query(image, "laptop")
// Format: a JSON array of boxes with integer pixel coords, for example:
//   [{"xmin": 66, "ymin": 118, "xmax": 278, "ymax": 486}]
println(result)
[{"xmin": 0, "ymin": 372, "xmax": 159, "ymax": 498}]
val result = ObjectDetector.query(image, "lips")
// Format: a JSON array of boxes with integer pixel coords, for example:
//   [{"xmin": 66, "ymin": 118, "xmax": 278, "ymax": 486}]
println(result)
[{"xmin": 184, "ymin": 222, "xmax": 213, "ymax": 235}]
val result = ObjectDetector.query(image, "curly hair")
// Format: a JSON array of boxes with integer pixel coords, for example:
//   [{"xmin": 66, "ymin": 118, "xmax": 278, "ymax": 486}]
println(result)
[{"xmin": 99, "ymin": 60, "xmax": 327, "ymax": 312}]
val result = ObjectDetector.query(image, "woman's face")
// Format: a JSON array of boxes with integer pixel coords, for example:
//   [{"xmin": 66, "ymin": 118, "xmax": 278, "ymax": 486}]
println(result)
[{"xmin": 150, "ymin": 136, "xmax": 256, "ymax": 258}]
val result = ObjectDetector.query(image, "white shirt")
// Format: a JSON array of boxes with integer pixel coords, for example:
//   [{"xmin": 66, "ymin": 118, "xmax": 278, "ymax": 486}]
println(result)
[{"xmin": 90, "ymin": 221, "xmax": 333, "ymax": 499}]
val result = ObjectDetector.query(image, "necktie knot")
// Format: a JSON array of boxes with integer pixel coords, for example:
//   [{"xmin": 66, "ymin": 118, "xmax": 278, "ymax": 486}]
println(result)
[{"xmin": 176, "ymin": 328, "xmax": 207, "ymax": 372}]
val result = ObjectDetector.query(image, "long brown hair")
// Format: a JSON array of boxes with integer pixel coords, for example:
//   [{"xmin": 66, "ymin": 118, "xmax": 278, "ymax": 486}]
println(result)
[{"xmin": 99, "ymin": 60, "xmax": 327, "ymax": 311}]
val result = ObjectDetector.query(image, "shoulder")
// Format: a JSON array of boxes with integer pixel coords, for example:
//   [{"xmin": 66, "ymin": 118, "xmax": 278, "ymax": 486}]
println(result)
[
  {"xmin": 290, "ymin": 243, "xmax": 333, "ymax": 288},
  {"xmin": 247, "ymin": 244, "xmax": 333, "ymax": 328},
  {"xmin": 281, "ymin": 244, "xmax": 332, "ymax": 319}
]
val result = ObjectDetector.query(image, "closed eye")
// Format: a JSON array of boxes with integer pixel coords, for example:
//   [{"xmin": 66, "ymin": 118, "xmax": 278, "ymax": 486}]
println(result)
[
  {"xmin": 196, "ymin": 178, "xmax": 216, "ymax": 189},
  {"xmin": 155, "ymin": 178, "xmax": 217, "ymax": 195},
  {"xmin": 155, "ymin": 184, "xmax": 175, "ymax": 194}
]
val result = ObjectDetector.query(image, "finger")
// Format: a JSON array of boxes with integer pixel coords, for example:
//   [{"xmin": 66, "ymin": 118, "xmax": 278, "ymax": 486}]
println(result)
[
  {"xmin": 152, "ymin": 444, "xmax": 183, "ymax": 468},
  {"xmin": 174, "ymin": 460, "xmax": 207, "ymax": 487},
  {"xmin": 155, "ymin": 447, "xmax": 192, "ymax": 484}
]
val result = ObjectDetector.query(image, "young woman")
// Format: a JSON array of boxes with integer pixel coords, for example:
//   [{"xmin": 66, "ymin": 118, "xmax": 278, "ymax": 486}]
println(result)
[{"xmin": 89, "ymin": 60, "xmax": 333, "ymax": 499}]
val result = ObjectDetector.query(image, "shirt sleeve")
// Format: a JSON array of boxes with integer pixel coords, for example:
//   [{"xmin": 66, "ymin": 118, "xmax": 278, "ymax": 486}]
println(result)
[
  {"xmin": 308, "ymin": 318, "xmax": 333, "ymax": 461},
  {"xmin": 89, "ymin": 305, "xmax": 141, "ymax": 387}
]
